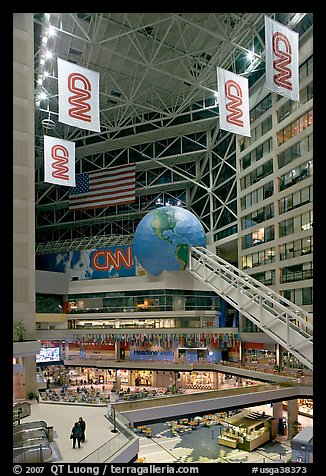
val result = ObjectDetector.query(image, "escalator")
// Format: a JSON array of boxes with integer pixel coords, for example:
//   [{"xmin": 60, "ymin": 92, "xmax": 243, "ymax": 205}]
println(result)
[
  {"xmin": 188, "ymin": 246, "xmax": 313, "ymax": 370},
  {"xmin": 13, "ymin": 421, "xmax": 53, "ymax": 463}
]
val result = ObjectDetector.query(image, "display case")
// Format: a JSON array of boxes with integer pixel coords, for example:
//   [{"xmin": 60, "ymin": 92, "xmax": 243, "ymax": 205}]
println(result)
[{"xmin": 218, "ymin": 434, "xmax": 238, "ymax": 448}]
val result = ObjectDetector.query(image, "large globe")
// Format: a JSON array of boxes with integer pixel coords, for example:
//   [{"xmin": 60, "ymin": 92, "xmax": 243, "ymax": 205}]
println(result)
[{"xmin": 134, "ymin": 206, "xmax": 206, "ymax": 276}]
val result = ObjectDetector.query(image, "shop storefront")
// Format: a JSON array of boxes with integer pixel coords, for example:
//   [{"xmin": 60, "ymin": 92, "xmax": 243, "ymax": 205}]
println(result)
[
  {"xmin": 283, "ymin": 399, "xmax": 313, "ymax": 418},
  {"xmin": 181, "ymin": 371, "xmax": 217, "ymax": 390},
  {"xmin": 130, "ymin": 370, "xmax": 154, "ymax": 386},
  {"xmin": 243, "ymin": 343, "xmax": 276, "ymax": 366}
]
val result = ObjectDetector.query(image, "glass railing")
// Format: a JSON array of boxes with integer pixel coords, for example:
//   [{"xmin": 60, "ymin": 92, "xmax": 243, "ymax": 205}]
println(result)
[
  {"xmin": 79, "ymin": 413, "xmax": 137, "ymax": 463},
  {"xmin": 65, "ymin": 305, "xmax": 217, "ymax": 314}
]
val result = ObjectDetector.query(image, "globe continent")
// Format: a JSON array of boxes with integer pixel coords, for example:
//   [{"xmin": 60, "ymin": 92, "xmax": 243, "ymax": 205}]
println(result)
[{"xmin": 134, "ymin": 206, "xmax": 206, "ymax": 276}]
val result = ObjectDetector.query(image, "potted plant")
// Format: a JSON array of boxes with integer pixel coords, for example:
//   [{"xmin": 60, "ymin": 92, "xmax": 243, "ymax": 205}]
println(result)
[
  {"xmin": 27, "ymin": 392, "xmax": 35, "ymax": 400},
  {"xmin": 14, "ymin": 320, "xmax": 27, "ymax": 341}
]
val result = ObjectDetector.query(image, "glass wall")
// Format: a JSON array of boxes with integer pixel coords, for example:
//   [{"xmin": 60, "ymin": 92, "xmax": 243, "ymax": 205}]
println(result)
[
  {"xmin": 279, "ymin": 185, "xmax": 313, "ymax": 214},
  {"xmin": 36, "ymin": 294, "xmax": 64, "ymax": 313},
  {"xmin": 277, "ymin": 109, "xmax": 313, "ymax": 146},
  {"xmin": 278, "ymin": 134, "xmax": 313, "ymax": 169},
  {"xmin": 279, "ymin": 236, "xmax": 313, "ymax": 261},
  {"xmin": 66, "ymin": 289, "xmax": 218, "ymax": 314}
]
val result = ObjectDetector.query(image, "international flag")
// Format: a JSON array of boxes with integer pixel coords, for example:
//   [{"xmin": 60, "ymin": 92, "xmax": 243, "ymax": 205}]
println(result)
[{"xmin": 69, "ymin": 163, "xmax": 135, "ymax": 210}]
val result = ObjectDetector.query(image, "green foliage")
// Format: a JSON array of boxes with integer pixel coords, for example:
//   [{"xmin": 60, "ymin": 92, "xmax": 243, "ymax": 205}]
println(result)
[{"xmin": 14, "ymin": 320, "xmax": 27, "ymax": 340}]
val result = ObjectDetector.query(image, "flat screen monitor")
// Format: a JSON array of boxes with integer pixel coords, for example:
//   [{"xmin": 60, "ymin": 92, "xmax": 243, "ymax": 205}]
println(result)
[{"xmin": 36, "ymin": 346, "xmax": 60, "ymax": 363}]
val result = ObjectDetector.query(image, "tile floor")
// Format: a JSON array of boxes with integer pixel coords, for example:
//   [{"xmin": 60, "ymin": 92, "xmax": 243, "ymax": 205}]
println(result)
[
  {"xmin": 18, "ymin": 401, "xmax": 117, "ymax": 463},
  {"xmin": 137, "ymin": 404, "xmax": 313, "ymax": 464},
  {"xmin": 15, "ymin": 399, "xmax": 312, "ymax": 464}
]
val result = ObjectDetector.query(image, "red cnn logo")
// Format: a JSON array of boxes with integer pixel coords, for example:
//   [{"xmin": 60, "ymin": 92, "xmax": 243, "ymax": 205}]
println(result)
[
  {"xmin": 67, "ymin": 72, "xmax": 92, "ymax": 122},
  {"xmin": 92, "ymin": 247, "xmax": 133, "ymax": 271},
  {"xmin": 272, "ymin": 31, "xmax": 292, "ymax": 91},
  {"xmin": 51, "ymin": 145, "xmax": 70, "ymax": 181},
  {"xmin": 225, "ymin": 79, "xmax": 244, "ymax": 127}
]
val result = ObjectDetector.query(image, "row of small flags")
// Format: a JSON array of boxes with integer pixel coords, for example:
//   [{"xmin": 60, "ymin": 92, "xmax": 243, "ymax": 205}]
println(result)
[
  {"xmin": 69, "ymin": 332, "xmax": 240, "ymax": 347},
  {"xmin": 43, "ymin": 16, "xmax": 299, "ymax": 211}
]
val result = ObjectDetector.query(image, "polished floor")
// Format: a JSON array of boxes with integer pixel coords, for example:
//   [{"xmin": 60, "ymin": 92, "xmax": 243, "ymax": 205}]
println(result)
[
  {"xmin": 137, "ymin": 404, "xmax": 313, "ymax": 463},
  {"xmin": 16, "ymin": 397, "xmax": 313, "ymax": 464},
  {"xmin": 20, "ymin": 400, "xmax": 116, "ymax": 463}
]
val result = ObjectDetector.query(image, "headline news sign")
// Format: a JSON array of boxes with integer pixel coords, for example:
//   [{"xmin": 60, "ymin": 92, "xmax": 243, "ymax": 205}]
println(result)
[{"xmin": 36, "ymin": 245, "xmax": 136, "ymax": 280}]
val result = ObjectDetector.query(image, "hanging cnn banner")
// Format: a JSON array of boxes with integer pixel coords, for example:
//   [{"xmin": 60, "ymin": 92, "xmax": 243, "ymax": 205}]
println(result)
[
  {"xmin": 43, "ymin": 135, "xmax": 76, "ymax": 187},
  {"xmin": 217, "ymin": 67, "xmax": 251, "ymax": 137},
  {"xmin": 57, "ymin": 58, "xmax": 100, "ymax": 132},
  {"xmin": 265, "ymin": 16, "xmax": 299, "ymax": 102}
]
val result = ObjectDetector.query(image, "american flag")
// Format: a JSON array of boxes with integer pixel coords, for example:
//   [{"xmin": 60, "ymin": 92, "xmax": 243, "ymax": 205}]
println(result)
[{"xmin": 69, "ymin": 163, "xmax": 136, "ymax": 210}]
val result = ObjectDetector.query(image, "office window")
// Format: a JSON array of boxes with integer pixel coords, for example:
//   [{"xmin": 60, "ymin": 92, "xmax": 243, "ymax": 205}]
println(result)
[
  {"xmin": 282, "ymin": 287, "xmax": 313, "ymax": 306},
  {"xmin": 281, "ymin": 262, "xmax": 313, "ymax": 283},
  {"xmin": 251, "ymin": 269, "xmax": 275, "ymax": 285},
  {"xmin": 279, "ymin": 160, "xmax": 313, "ymax": 191},
  {"xmin": 240, "ymin": 159, "xmax": 273, "ymax": 190},
  {"xmin": 279, "ymin": 186, "xmax": 312, "ymax": 214},
  {"xmin": 302, "ymin": 287, "xmax": 313, "ymax": 305},
  {"xmin": 250, "ymin": 93, "xmax": 272, "ymax": 123},
  {"xmin": 278, "ymin": 134, "xmax": 312, "ymax": 169},
  {"xmin": 279, "ymin": 211, "xmax": 313, "ymax": 237},
  {"xmin": 241, "ymin": 247, "xmax": 275, "ymax": 270},
  {"xmin": 277, "ymin": 109, "xmax": 313, "ymax": 146},
  {"xmin": 242, "ymin": 203, "xmax": 274, "ymax": 229},
  {"xmin": 299, "ymin": 55, "xmax": 313, "ymax": 79}
]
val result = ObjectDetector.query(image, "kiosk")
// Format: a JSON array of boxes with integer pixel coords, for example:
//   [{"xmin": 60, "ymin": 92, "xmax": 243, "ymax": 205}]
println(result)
[{"xmin": 218, "ymin": 410, "xmax": 274, "ymax": 452}]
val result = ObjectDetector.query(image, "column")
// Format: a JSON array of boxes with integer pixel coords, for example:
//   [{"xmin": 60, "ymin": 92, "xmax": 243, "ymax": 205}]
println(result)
[
  {"xmin": 211, "ymin": 371, "xmax": 218, "ymax": 389},
  {"xmin": 287, "ymin": 399, "xmax": 299, "ymax": 440},
  {"xmin": 13, "ymin": 13, "xmax": 37, "ymax": 398},
  {"xmin": 240, "ymin": 342, "xmax": 246, "ymax": 365},
  {"xmin": 275, "ymin": 344, "xmax": 281, "ymax": 368},
  {"xmin": 273, "ymin": 401, "xmax": 284, "ymax": 436},
  {"xmin": 24, "ymin": 356, "xmax": 38, "ymax": 397}
]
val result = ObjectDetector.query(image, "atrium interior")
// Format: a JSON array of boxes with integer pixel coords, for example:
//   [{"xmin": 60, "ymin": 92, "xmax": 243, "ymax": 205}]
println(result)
[{"xmin": 13, "ymin": 12, "xmax": 314, "ymax": 466}]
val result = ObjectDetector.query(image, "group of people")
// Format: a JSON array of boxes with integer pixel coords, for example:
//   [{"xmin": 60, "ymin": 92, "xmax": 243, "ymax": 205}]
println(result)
[{"xmin": 70, "ymin": 417, "xmax": 86, "ymax": 449}]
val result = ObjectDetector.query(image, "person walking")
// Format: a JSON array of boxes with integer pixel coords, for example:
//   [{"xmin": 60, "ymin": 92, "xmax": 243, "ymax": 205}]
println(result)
[
  {"xmin": 70, "ymin": 421, "xmax": 82, "ymax": 448},
  {"xmin": 79, "ymin": 417, "xmax": 86, "ymax": 443}
]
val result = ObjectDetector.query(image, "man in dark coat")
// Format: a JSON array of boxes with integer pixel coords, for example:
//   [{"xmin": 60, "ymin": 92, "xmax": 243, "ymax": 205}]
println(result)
[
  {"xmin": 71, "ymin": 421, "xmax": 82, "ymax": 448},
  {"xmin": 79, "ymin": 417, "xmax": 86, "ymax": 443}
]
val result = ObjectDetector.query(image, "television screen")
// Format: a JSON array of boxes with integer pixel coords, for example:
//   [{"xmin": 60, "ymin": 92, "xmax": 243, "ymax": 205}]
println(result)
[{"xmin": 36, "ymin": 346, "xmax": 60, "ymax": 363}]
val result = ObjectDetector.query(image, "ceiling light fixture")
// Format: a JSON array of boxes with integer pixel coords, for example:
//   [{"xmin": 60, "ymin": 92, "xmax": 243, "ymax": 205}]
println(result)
[
  {"xmin": 246, "ymin": 51, "xmax": 254, "ymax": 61},
  {"xmin": 48, "ymin": 26, "xmax": 55, "ymax": 37}
]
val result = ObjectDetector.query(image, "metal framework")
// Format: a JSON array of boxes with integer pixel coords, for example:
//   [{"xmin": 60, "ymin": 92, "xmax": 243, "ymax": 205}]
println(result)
[
  {"xmin": 33, "ymin": 13, "xmax": 312, "ymax": 252},
  {"xmin": 189, "ymin": 247, "xmax": 313, "ymax": 369}
]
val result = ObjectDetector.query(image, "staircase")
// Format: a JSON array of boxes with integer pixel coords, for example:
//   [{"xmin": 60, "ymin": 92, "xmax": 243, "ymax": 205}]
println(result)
[{"xmin": 188, "ymin": 246, "xmax": 313, "ymax": 370}]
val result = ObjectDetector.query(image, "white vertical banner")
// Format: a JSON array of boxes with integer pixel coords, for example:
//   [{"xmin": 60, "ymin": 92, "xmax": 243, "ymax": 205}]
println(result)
[
  {"xmin": 265, "ymin": 15, "xmax": 299, "ymax": 102},
  {"xmin": 217, "ymin": 67, "xmax": 251, "ymax": 137},
  {"xmin": 44, "ymin": 135, "xmax": 76, "ymax": 187},
  {"xmin": 57, "ymin": 58, "xmax": 101, "ymax": 132}
]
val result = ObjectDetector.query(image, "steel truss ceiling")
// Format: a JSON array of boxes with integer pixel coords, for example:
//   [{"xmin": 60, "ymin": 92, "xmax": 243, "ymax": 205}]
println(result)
[{"xmin": 33, "ymin": 12, "xmax": 312, "ymax": 252}]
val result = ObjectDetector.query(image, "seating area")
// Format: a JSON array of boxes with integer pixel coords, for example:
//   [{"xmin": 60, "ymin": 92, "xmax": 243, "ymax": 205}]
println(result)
[
  {"xmin": 168, "ymin": 413, "xmax": 228, "ymax": 434},
  {"xmin": 39, "ymin": 387, "xmax": 108, "ymax": 405},
  {"xmin": 115, "ymin": 386, "xmax": 182, "ymax": 401},
  {"xmin": 39, "ymin": 383, "xmax": 186, "ymax": 407},
  {"xmin": 134, "ymin": 412, "xmax": 231, "ymax": 439},
  {"xmin": 135, "ymin": 425, "xmax": 153, "ymax": 437}
]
